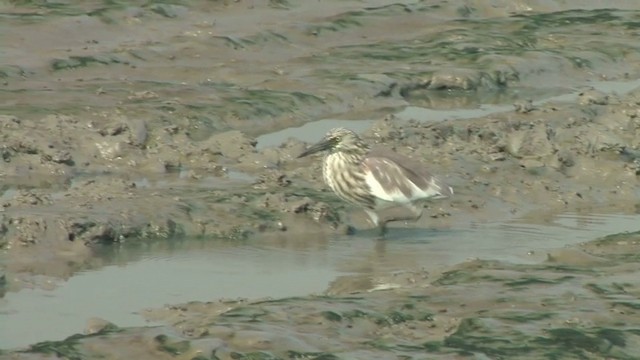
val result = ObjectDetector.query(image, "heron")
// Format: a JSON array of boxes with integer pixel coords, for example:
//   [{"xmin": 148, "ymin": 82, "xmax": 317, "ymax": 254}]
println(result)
[{"xmin": 298, "ymin": 127, "xmax": 453, "ymax": 235}]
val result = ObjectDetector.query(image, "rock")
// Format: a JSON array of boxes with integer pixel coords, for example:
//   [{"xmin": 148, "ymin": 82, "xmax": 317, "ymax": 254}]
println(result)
[
  {"xmin": 427, "ymin": 69, "xmax": 482, "ymax": 91},
  {"xmin": 578, "ymin": 89, "xmax": 609, "ymax": 105},
  {"xmin": 513, "ymin": 99, "xmax": 535, "ymax": 113},
  {"xmin": 85, "ymin": 317, "xmax": 117, "ymax": 335},
  {"xmin": 505, "ymin": 123, "xmax": 554, "ymax": 159},
  {"xmin": 487, "ymin": 152, "xmax": 506, "ymax": 161},
  {"xmin": 127, "ymin": 119, "xmax": 148, "ymax": 147},
  {"xmin": 519, "ymin": 159, "xmax": 545, "ymax": 169},
  {"xmin": 556, "ymin": 149, "xmax": 575, "ymax": 168},
  {"xmin": 43, "ymin": 150, "xmax": 74, "ymax": 165},
  {"xmin": 95, "ymin": 140, "xmax": 129, "ymax": 160}
]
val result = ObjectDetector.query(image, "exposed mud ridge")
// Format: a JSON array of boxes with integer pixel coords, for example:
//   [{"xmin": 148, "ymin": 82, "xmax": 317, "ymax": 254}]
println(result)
[{"xmin": 0, "ymin": 112, "xmax": 347, "ymax": 283}]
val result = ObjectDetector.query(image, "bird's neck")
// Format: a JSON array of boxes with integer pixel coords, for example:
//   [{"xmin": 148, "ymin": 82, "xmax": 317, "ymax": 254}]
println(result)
[{"xmin": 330, "ymin": 146, "xmax": 369, "ymax": 164}]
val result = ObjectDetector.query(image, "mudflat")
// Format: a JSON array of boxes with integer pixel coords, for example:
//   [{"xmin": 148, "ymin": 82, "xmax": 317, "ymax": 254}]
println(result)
[{"xmin": 1, "ymin": 0, "xmax": 640, "ymax": 358}]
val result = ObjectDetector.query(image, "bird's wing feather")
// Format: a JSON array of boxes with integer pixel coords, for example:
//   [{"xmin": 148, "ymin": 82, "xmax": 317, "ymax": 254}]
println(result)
[
  {"xmin": 363, "ymin": 157, "xmax": 413, "ymax": 202},
  {"xmin": 364, "ymin": 146, "xmax": 453, "ymax": 202}
]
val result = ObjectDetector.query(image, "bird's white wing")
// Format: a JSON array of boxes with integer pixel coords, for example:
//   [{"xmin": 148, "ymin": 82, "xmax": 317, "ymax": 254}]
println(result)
[
  {"xmin": 363, "ymin": 157, "xmax": 413, "ymax": 203},
  {"xmin": 363, "ymin": 150, "xmax": 452, "ymax": 203}
]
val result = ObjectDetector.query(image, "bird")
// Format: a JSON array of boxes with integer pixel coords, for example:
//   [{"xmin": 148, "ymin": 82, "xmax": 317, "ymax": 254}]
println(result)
[{"xmin": 297, "ymin": 127, "xmax": 453, "ymax": 236}]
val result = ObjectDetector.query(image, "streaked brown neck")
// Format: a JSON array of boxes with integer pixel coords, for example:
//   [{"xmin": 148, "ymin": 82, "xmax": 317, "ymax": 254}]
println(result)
[{"xmin": 331, "ymin": 141, "xmax": 369, "ymax": 164}]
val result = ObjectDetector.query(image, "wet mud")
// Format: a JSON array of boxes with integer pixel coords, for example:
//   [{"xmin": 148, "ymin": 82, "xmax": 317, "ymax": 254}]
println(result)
[
  {"xmin": 3, "ymin": 231, "xmax": 640, "ymax": 359},
  {"xmin": 1, "ymin": 0, "xmax": 640, "ymax": 358}
]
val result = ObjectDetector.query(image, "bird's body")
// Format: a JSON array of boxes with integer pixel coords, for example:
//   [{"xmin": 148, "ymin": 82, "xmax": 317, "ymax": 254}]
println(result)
[{"xmin": 298, "ymin": 127, "xmax": 453, "ymax": 235}]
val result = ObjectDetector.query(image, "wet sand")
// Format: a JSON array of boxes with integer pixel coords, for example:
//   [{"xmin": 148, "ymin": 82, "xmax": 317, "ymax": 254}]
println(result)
[{"xmin": 1, "ymin": 0, "xmax": 640, "ymax": 358}]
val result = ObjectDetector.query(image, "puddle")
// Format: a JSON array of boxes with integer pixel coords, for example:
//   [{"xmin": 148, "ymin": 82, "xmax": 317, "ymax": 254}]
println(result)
[
  {"xmin": 2, "ymin": 212, "xmax": 640, "ymax": 350},
  {"xmin": 256, "ymin": 119, "xmax": 376, "ymax": 150},
  {"xmin": 334, "ymin": 212, "xmax": 640, "ymax": 273},
  {"xmin": 256, "ymin": 79, "xmax": 640, "ymax": 149},
  {"xmin": 0, "ymin": 242, "xmax": 343, "ymax": 349}
]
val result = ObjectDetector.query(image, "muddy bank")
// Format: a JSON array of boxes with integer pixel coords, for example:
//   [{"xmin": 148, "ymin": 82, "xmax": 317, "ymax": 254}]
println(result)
[
  {"xmin": 2, "ymin": 0, "xmax": 640, "ymax": 287},
  {"xmin": 3, "ymin": 83, "xmax": 640, "ymax": 292},
  {"xmin": 2, "ymin": 83, "xmax": 640, "ymax": 355}
]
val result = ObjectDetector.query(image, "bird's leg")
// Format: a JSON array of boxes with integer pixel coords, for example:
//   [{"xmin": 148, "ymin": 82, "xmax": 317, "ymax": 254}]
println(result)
[
  {"xmin": 364, "ymin": 209, "xmax": 379, "ymax": 227},
  {"xmin": 375, "ymin": 204, "xmax": 424, "ymax": 237},
  {"xmin": 382, "ymin": 204, "xmax": 423, "ymax": 224},
  {"xmin": 366, "ymin": 205, "xmax": 423, "ymax": 237},
  {"xmin": 364, "ymin": 209, "xmax": 388, "ymax": 237},
  {"xmin": 378, "ymin": 221, "xmax": 389, "ymax": 237},
  {"xmin": 407, "ymin": 203, "xmax": 424, "ymax": 222}
]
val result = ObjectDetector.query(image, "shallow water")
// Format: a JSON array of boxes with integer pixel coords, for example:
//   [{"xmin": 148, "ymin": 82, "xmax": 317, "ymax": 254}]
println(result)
[
  {"xmin": 0, "ymin": 242, "xmax": 343, "ymax": 349},
  {"xmin": 2, "ymin": 211, "xmax": 639, "ymax": 349}
]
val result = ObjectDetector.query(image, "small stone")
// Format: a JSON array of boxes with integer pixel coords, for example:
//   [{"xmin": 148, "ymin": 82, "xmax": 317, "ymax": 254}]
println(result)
[
  {"xmin": 51, "ymin": 151, "xmax": 74, "ymax": 165},
  {"xmin": 127, "ymin": 90, "xmax": 159, "ymax": 101},
  {"xmin": 427, "ymin": 69, "xmax": 481, "ymax": 90},
  {"xmin": 95, "ymin": 141, "xmax": 127, "ymax": 160},
  {"xmin": 578, "ymin": 89, "xmax": 609, "ymax": 105},
  {"xmin": 513, "ymin": 99, "xmax": 534, "ymax": 113},
  {"xmin": 85, "ymin": 317, "xmax": 116, "ymax": 335},
  {"xmin": 127, "ymin": 119, "xmax": 148, "ymax": 147},
  {"xmin": 277, "ymin": 221, "xmax": 287, "ymax": 231},
  {"xmin": 519, "ymin": 159, "xmax": 544, "ymax": 169}
]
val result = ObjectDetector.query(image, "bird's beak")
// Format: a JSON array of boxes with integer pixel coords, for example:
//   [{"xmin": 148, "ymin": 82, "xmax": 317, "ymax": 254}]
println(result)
[{"xmin": 297, "ymin": 138, "xmax": 332, "ymax": 158}]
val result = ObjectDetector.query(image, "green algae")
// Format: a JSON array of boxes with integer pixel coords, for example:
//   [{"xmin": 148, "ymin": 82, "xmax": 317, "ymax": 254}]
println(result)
[
  {"xmin": 219, "ymin": 306, "xmax": 269, "ymax": 321},
  {"xmin": 154, "ymin": 334, "xmax": 191, "ymax": 356},
  {"xmin": 212, "ymin": 31, "xmax": 291, "ymax": 50},
  {"xmin": 229, "ymin": 352, "xmax": 281, "ymax": 360},
  {"xmin": 321, "ymin": 310, "xmax": 342, "ymax": 322},
  {"xmin": 51, "ymin": 54, "xmax": 126, "ymax": 71},
  {"xmin": 496, "ymin": 311, "xmax": 555, "ymax": 323},
  {"xmin": 585, "ymin": 282, "xmax": 630, "ymax": 295},
  {"xmin": 307, "ymin": 8, "xmax": 640, "ymax": 96},
  {"xmin": 588, "ymin": 230, "xmax": 640, "ymax": 245},
  {"xmin": 505, "ymin": 275, "xmax": 576, "ymax": 287},
  {"xmin": 22, "ymin": 323, "xmax": 122, "ymax": 359},
  {"xmin": 287, "ymin": 351, "xmax": 340, "ymax": 360}
]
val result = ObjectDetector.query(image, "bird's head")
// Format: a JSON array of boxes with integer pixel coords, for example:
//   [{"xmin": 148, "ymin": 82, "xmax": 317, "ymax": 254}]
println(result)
[{"xmin": 298, "ymin": 127, "xmax": 367, "ymax": 158}]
